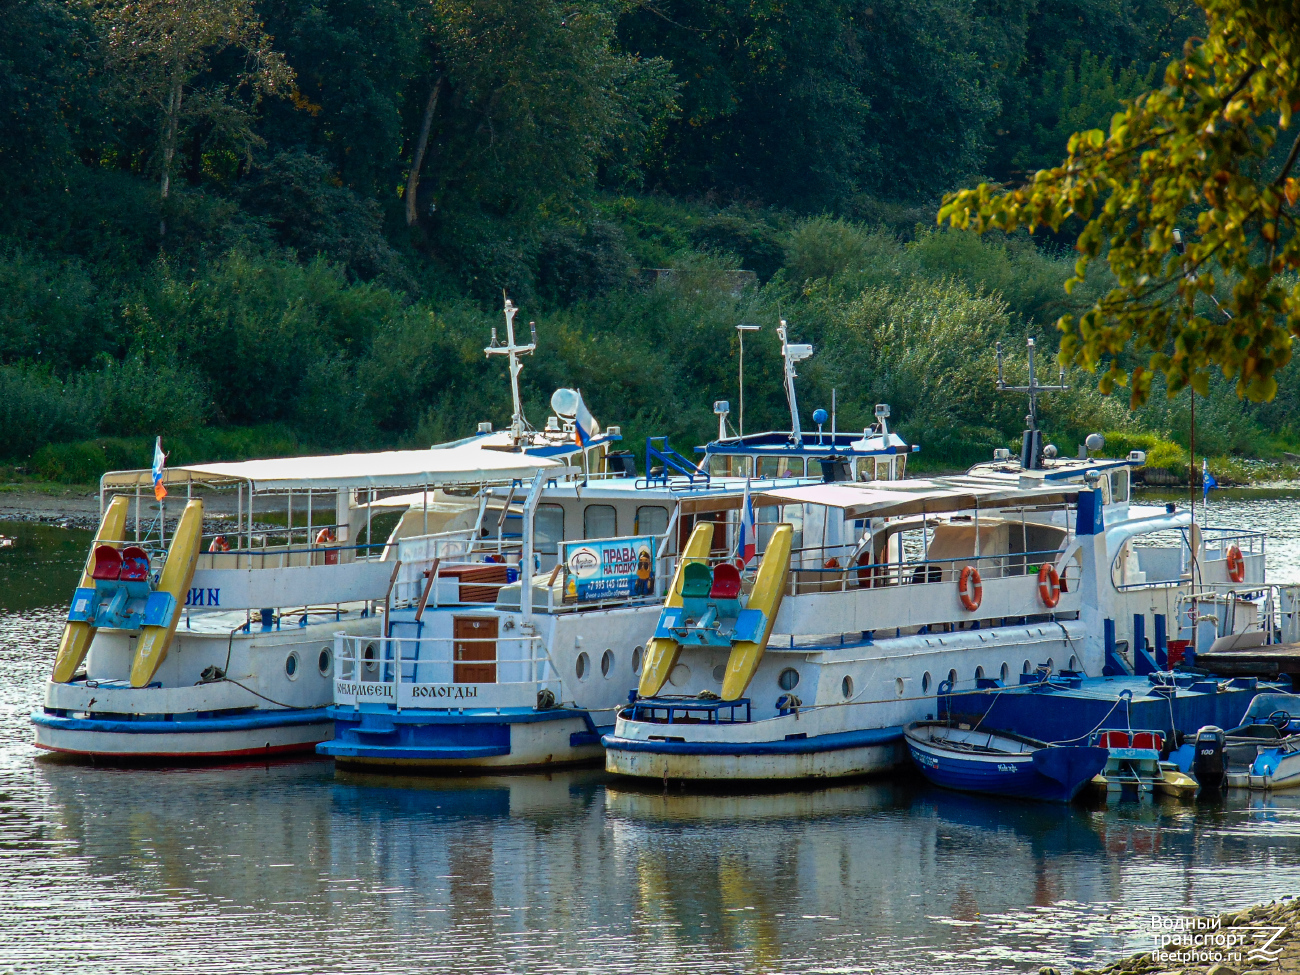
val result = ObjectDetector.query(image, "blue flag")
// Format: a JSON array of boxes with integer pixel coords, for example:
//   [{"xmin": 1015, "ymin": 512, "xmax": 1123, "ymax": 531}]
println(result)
[{"xmin": 1202, "ymin": 458, "xmax": 1217, "ymax": 499}]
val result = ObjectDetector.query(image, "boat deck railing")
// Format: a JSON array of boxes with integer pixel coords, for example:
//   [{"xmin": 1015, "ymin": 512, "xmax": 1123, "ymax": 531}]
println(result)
[
  {"xmin": 332, "ymin": 633, "xmax": 549, "ymax": 710},
  {"xmin": 619, "ymin": 696, "xmax": 753, "ymax": 725},
  {"xmin": 781, "ymin": 545, "xmax": 1080, "ymax": 596}
]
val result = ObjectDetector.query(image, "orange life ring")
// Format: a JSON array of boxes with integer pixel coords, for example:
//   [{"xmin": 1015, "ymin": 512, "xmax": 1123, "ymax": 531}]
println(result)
[
  {"xmin": 824, "ymin": 557, "xmax": 840, "ymax": 569},
  {"xmin": 1226, "ymin": 544, "xmax": 1245, "ymax": 583},
  {"xmin": 958, "ymin": 565, "xmax": 983, "ymax": 611},
  {"xmin": 208, "ymin": 535, "xmax": 230, "ymax": 553},
  {"xmin": 315, "ymin": 528, "xmax": 335, "ymax": 546},
  {"xmin": 1037, "ymin": 563, "xmax": 1061, "ymax": 608}
]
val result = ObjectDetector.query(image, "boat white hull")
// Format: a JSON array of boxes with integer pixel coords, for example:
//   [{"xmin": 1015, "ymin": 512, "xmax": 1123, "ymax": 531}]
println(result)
[
  {"xmin": 320, "ymin": 707, "xmax": 606, "ymax": 770},
  {"xmin": 32, "ymin": 711, "xmax": 331, "ymax": 759},
  {"xmin": 604, "ymin": 736, "xmax": 905, "ymax": 780}
]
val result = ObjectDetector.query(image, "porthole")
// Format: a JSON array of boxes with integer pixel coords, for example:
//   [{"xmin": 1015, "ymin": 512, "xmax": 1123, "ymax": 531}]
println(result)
[
  {"xmin": 777, "ymin": 668, "xmax": 800, "ymax": 691},
  {"xmin": 1022, "ymin": 659, "xmax": 1032, "ymax": 675},
  {"xmin": 363, "ymin": 642, "xmax": 379, "ymax": 674},
  {"xmin": 947, "ymin": 669, "xmax": 957, "ymax": 688},
  {"xmin": 842, "ymin": 676, "xmax": 855, "ymax": 699},
  {"xmin": 1045, "ymin": 657, "xmax": 1054, "ymax": 673},
  {"xmin": 894, "ymin": 677, "xmax": 904, "ymax": 696},
  {"xmin": 632, "ymin": 645, "xmax": 644, "ymax": 675},
  {"xmin": 975, "ymin": 666, "xmax": 985, "ymax": 681},
  {"xmin": 712, "ymin": 664, "xmax": 726, "ymax": 682},
  {"xmin": 1000, "ymin": 662, "xmax": 1009, "ymax": 682},
  {"xmin": 669, "ymin": 663, "xmax": 691, "ymax": 688},
  {"xmin": 318, "ymin": 646, "xmax": 332, "ymax": 676},
  {"xmin": 576, "ymin": 652, "xmax": 590, "ymax": 680},
  {"xmin": 1069, "ymin": 655, "xmax": 1078, "ymax": 671},
  {"xmin": 601, "ymin": 649, "xmax": 614, "ymax": 678},
  {"xmin": 285, "ymin": 651, "xmax": 301, "ymax": 680},
  {"xmin": 922, "ymin": 672, "xmax": 931, "ymax": 693}
]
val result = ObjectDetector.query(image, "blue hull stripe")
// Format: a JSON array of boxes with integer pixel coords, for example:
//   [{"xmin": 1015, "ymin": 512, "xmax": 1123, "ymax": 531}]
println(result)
[
  {"xmin": 602, "ymin": 726, "xmax": 902, "ymax": 756},
  {"xmin": 318, "ymin": 742, "xmax": 511, "ymax": 759},
  {"xmin": 31, "ymin": 708, "xmax": 330, "ymax": 735},
  {"xmin": 324, "ymin": 706, "xmax": 582, "ymax": 725}
]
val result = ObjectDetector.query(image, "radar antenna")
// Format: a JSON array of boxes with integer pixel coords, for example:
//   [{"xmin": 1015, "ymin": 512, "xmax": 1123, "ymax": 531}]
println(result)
[
  {"xmin": 484, "ymin": 296, "xmax": 537, "ymax": 444},
  {"xmin": 995, "ymin": 337, "xmax": 1067, "ymax": 470}
]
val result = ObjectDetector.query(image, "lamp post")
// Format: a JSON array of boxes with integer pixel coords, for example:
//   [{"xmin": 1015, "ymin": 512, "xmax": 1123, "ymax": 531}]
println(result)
[{"xmin": 736, "ymin": 323, "xmax": 761, "ymax": 437}]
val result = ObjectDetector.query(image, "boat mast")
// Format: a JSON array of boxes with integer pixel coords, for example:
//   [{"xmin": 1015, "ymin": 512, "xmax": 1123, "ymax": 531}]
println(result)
[
  {"xmin": 995, "ymin": 337, "xmax": 1067, "ymax": 470},
  {"xmin": 484, "ymin": 296, "xmax": 537, "ymax": 445},
  {"xmin": 777, "ymin": 320, "xmax": 813, "ymax": 446}
]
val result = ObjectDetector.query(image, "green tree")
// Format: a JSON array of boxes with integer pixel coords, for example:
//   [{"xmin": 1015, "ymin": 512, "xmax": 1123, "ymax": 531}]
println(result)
[
  {"xmin": 95, "ymin": 0, "xmax": 295, "ymax": 239},
  {"xmin": 941, "ymin": 0, "xmax": 1300, "ymax": 406}
]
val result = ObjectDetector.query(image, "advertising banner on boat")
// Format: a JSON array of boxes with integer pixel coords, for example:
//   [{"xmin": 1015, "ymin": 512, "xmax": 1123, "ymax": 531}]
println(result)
[{"xmin": 562, "ymin": 536, "xmax": 656, "ymax": 603}]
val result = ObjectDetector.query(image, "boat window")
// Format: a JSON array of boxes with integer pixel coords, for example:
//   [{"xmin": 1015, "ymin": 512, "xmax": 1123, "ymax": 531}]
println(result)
[
  {"xmin": 1022, "ymin": 660, "xmax": 1032, "ymax": 675},
  {"xmin": 894, "ymin": 677, "xmax": 904, "ymax": 696},
  {"xmin": 756, "ymin": 456, "xmax": 804, "ymax": 478},
  {"xmin": 708, "ymin": 455, "xmax": 752, "ymax": 477},
  {"xmin": 777, "ymin": 668, "xmax": 800, "ymax": 690},
  {"xmin": 842, "ymin": 676, "xmax": 855, "ymax": 699},
  {"xmin": 601, "ymin": 649, "xmax": 614, "ymax": 678},
  {"xmin": 584, "ymin": 504, "xmax": 616, "ymax": 539},
  {"xmin": 632, "ymin": 645, "xmax": 644, "ymax": 675},
  {"xmin": 922, "ymin": 672, "xmax": 931, "ymax": 693},
  {"xmin": 1110, "ymin": 469, "xmax": 1129, "ymax": 503},
  {"xmin": 635, "ymin": 505, "xmax": 669, "ymax": 537},
  {"xmin": 285, "ymin": 651, "xmax": 300, "ymax": 680},
  {"xmin": 534, "ymin": 504, "xmax": 564, "ymax": 569},
  {"xmin": 712, "ymin": 664, "xmax": 726, "ymax": 682},
  {"xmin": 1000, "ymin": 662, "xmax": 1009, "ymax": 682},
  {"xmin": 318, "ymin": 646, "xmax": 332, "ymax": 676},
  {"xmin": 975, "ymin": 666, "xmax": 985, "ymax": 680},
  {"xmin": 576, "ymin": 652, "xmax": 589, "ymax": 680}
]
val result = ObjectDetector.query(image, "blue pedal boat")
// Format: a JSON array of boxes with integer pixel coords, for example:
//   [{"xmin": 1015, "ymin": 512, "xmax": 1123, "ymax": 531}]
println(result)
[{"xmin": 904, "ymin": 721, "xmax": 1108, "ymax": 803}]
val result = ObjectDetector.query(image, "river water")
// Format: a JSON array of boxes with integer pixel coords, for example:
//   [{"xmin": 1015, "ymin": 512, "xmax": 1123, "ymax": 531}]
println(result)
[{"xmin": 2, "ymin": 492, "xmax": 1300, "ymax": 974}]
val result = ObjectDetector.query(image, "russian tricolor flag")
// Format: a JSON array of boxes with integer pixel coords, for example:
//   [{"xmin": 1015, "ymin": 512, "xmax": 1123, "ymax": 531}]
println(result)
[{"xmin": 737, "ymin": 478, "xmax": 756, "ymax": 566}]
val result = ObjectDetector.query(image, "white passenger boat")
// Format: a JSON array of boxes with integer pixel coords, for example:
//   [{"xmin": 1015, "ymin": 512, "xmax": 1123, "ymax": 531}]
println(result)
[
  {"xmin": 603, "ymin": 339, "xmax": 1267, "ymax": 782},
  {"xmin": 318, "ymin": 322, "xmax": 918, "ymax": 771},
  {"xmin": 32, "ymin": 299, "xmax": 615, "ymax": 761}
]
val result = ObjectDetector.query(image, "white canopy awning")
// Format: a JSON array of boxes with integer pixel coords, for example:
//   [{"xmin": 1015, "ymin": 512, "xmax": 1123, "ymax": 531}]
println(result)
[
  {"xmin": 755, "ymin": 478, "xmax": 1082, "ymax": 520},
  {"xmin": 101, "ymin": 434, "xmax": 565, "ymax": 493}
]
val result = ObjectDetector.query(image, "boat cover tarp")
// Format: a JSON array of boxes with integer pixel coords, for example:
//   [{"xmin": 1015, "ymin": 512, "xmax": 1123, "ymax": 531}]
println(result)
[
  {"xmin": 101, "ymin": 434, "xmax": 565, "ymax": 493},
  {"xmin": 754, "ymin": 478, "xmax": 1083, "ymax": 519}
]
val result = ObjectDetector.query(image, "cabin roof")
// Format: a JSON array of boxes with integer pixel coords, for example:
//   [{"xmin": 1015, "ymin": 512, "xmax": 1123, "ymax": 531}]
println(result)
[
  {"xmin": 100, "ymin": 433, "xmax": 566, "ymax": 493},
  {"xmin": 754, "ymin": 477, "xmax": 1083, "ymax": 519}
]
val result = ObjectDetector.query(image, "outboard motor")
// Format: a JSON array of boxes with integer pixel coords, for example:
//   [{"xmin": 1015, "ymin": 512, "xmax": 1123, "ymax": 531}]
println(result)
[{"xmin": 1193, "ymin": 725, "xmax": 1226, "ymax": 792}]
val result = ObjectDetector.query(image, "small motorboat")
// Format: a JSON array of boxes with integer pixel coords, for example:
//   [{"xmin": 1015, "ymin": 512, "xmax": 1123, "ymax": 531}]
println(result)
[
  {"xmin": 1170, "ymin": 694, "xmax": 1300, "ymax": 791},
  {"xmin": 904, "ymin": 721, "xmax": 1109, "ymax": 803},
  {"xmin": 1088, "ymin": 729, "xmax": 1197, "ymax": 800},
  {"xmin": 0, "ymin": 535, "xmax": 13, "ymax": 549}
]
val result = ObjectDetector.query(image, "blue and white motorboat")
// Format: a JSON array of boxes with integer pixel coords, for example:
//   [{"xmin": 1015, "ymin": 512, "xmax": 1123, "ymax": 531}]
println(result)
[{"xmin": 903, "ymin": 721, "xmax": 1107, "ymax": 802}]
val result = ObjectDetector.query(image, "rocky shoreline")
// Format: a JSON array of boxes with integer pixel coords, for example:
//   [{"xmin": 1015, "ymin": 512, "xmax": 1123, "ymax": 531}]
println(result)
[{"xmin": 1042, "ymin": 899, "xmax": 1300, "ymax": 975}]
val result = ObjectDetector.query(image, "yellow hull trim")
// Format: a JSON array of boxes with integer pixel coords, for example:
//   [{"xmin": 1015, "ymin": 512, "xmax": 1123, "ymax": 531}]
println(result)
[
  {"xmin": 637, "ymin": 522, "xmax": 714, "ymax": 698},
  {"xmin": 51, "ymin": 496, "xmax": 131, "ymax": 684},
  {"xmin": 720, "ymin": 523, "xmax": 792, "ymax": 701},
  {"xmin": 130, "ymin": 499, "xmax": 205, "ymax": 688}
]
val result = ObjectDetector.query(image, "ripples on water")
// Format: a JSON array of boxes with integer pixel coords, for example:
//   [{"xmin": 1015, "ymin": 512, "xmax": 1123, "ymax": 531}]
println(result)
[{"xmin": 4, "ymin": 503, "xmax": 1300, "ymax": 973}]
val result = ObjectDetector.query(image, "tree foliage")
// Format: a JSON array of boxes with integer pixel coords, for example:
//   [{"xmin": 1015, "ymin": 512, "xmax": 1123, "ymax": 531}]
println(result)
[{"xmin": 941, "ymin": 0, "xmax": 1300, "ymax": 406}]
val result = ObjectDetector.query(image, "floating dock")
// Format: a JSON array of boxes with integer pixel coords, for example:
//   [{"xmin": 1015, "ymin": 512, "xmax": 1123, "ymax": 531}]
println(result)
[{"xmin": 941, "ymin": 674, "xmax": 1291, "ymax": 745}]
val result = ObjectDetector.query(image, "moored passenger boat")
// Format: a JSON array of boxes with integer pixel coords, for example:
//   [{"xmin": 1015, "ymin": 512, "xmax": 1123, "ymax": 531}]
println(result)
[
  {"xmin": 318, "ymin": 320, "xmax": 917, "ymax": 771},
  {"xmin": 31, "ymin": 299, "xmax": 603, "ymax": 762},
  {"xmin": 603, "ymin": 339, "xmax": 1269, "ymax": 783}
]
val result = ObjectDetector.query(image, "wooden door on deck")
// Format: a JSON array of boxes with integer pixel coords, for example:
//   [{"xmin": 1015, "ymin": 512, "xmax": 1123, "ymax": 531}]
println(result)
[{"xmin": 453, "ymin": 616, "xmax": 498, "ymax": 683}]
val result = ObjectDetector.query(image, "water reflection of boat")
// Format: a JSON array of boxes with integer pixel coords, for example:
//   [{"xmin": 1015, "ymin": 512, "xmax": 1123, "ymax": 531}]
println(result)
[{"xmin": 604, "ymin": 777, "xmax": 911, "ymax": 823}]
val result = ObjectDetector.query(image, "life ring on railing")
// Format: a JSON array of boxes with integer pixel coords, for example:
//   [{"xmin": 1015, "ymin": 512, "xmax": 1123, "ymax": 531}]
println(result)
[
  {"xmin": 316, "ymin": 527, "xmax": 338, "ymax": 565},
  {"xmin": 207, "ymin": 535, "xmax": 230, "ymax": 553},
  {"xmin": 1226, "ymin": 544, "xmax": 1246, "ymax": 583},
  {"xmin": 957, "ymin": 565, "xmax": 983, "ymax": 611},
  {"xmin": 1037, "ymin": 563, "xmax": 1061, "ymax": 608},
  {"xmin": 824, "ymin": 557, "xmax": 840, "ymax": 569}
]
